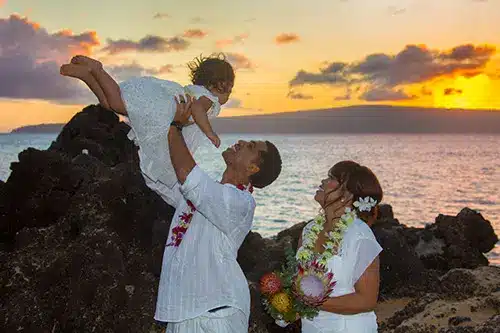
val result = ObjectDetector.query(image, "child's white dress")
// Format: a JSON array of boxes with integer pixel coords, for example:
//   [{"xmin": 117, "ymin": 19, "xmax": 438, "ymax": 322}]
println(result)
[{"xmin": 120, "ymin": 76, "xmax": 221, "ymax": 189}]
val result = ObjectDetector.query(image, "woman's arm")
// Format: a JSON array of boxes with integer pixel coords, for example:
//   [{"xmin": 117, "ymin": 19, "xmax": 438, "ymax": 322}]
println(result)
[{"xmin": 319, "ymin": 256, "xmax": 380, "ymax": 314}]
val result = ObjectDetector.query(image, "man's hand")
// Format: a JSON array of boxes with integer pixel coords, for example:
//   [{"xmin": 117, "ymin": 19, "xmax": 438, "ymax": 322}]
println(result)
[
  {"xmin": 173, "ymin": 95, "xmax": 194, "ymax": 126},
  {"xmin": 169, "ymin": 94, "xmax": 197, "ymax": 184}
]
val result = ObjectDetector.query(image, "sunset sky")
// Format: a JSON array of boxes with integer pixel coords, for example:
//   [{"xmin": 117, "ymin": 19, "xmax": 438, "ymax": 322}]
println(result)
[{"xmin": 1, "ymin": 0, "xmax": 500, "ymax": 131}]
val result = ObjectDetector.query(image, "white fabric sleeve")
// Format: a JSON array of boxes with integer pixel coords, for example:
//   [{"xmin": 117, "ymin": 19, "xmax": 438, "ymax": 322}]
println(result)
[
  {"xmin": 179, "ymin": 165, "xmax": 255, "ymax": 236},
  {"xmin": 184, "ymin": 84, "xmax": 221, "ymax": 117},
  {"xmin": 352, "ymin": 237, "xmax": 382, "ymax": 284},
  {"xmin": 344, "ymin": 227, "xmax": 383, "ymax": 285},
  {"xmin": 149, "ymin": 178, "xmax": 183, "ymax": 208}
]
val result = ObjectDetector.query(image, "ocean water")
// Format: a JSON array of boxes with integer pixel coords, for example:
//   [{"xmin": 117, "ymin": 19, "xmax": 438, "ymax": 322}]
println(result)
[{"xmin": 1, "ymin": 133, "xmax": 499, "ymax": 265}]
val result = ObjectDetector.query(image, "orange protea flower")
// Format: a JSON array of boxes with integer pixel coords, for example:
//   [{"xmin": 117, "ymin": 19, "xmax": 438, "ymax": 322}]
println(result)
[
  {"xmin": 259, "ymin": 272, "xmax": 282, "ymax": 295},
  {"xmin": 292, "ymin": 260, "xmax": 336, "ymax": 307},
  {"xmin": 270, "ymin": 291, "xmax": 293, "ymax": 313}
]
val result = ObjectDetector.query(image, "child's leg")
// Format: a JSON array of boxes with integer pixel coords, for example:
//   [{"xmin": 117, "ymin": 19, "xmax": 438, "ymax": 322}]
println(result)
[
  {"xmin": 71, "ymin": 55, "xmax": 128, "ymax": 116},
  {"xmin": 60, "ymin": 64, "xmax": 111, "ymax": 109}
]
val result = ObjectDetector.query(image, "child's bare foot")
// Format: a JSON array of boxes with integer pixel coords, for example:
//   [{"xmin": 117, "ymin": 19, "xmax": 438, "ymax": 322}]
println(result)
[
  {"xmin": 71, "ymin": 55, "xmax": 103, "ymax": 71},
  {"xmin": 60, "ymin": 63, "xmax": 92, "ymax": 79}
]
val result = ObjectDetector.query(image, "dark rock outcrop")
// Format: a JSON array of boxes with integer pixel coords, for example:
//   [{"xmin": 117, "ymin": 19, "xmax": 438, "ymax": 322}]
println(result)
[
  {"xmin": 379, "ymin": 267, "xmax": 500, "ymax": 333},
  {"xmin": 0, "ymin": 106, "xmax": 176, "ymax": 332},
  {"xmin": 372, "ymin": 207, "xmax": 498, "ymax": 298},
  {"xmin": 0, "ymin": 105, "xmax": 498, "ymax": 333}
]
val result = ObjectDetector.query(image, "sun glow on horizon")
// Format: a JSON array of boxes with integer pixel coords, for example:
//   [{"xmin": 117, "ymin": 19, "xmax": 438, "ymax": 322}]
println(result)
[
  {"xmin": 2, "ymin": 0, "xmax": 500, "ymax": 131},
  {"xmin": 433, "ymin": 74, "xmax": 492, "ymax": 109}
]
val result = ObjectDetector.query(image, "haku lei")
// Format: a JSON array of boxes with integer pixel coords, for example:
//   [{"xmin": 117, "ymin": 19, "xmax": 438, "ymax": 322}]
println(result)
[
  {"xmin": 166, "ymin": 183, "xmax": 254, "ymax": 247},
  {"xmin": 296, "ymin": 197, "xmax": 377, "ymax": 265}
]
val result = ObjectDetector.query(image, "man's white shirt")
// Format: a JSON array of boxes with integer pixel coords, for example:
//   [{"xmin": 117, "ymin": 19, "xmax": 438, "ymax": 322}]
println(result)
[{"xmin": 153, "ymin": 165, "xmax": 256, "ymax": 322}]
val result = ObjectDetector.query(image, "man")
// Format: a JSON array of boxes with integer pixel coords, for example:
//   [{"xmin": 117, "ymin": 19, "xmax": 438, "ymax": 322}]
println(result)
[{"xmin": 151, "ymin": 95, "xmax": 282, "ymax": 332}]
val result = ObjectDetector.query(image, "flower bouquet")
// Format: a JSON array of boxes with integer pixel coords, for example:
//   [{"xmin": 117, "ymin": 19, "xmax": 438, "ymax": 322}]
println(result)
[{"xmin": 259, "ymin": 244, "xmax": 336, "ymax": 325}]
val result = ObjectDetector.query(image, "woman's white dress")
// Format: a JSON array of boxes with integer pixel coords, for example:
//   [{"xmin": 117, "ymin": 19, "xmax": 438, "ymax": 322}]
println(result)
[
  {"xmin": 119, "ymin": 76, "xmax": 221, "ymax": 189},
  {"xmin": 298, "ymin": 218, "xmax": 382, "ymax": 333}
]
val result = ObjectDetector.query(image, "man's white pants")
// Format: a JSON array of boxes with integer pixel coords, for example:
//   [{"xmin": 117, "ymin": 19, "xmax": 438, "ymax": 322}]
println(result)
[{"xmin": 165, "ymin": 308, "xmax": 248, "ymax": 333}]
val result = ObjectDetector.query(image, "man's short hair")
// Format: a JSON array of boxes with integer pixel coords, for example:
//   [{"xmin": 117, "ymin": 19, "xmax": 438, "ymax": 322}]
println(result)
[{"xmin": 250, "ymin": 141, "xmax": 282, "ymax": 188}]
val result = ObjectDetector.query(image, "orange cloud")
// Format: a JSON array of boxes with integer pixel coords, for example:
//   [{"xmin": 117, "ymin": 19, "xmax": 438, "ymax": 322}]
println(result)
[
  {"xmin": 54, "ymin": 29, "xmax": 100, "ymax": 57},
  {"xmin": 157, "ymin": 64, "xmax": 174, "ymax": 74},
  {"xmin": 275, "ymin": 33, "xmax": 300, "ymax": 45},
  {"xmin": 3, "ymin": 15, "xmax": 100, "ymax": 60},
  {"xmin": 107, "ymin": 63, "xmax": 175, "ymax": 81},
  {"xmin": 153, "ymin": 13, "xmax": 170, "ymax": 19},
  {"xmin": 216, "ymin": 34, "xmax": 248, "ymax": 48},
  {"xmin": 290, "ymin": 43, "xmax": 497, "ymax": 101},
  {"xmin": 183, "ymin": 29, "xmax": 208, "ymax": 39},
  {"xmin": 0, "ymin": 14, "xmax": 100, "ymax": 101},
  {"xmin": 287, "ymin": 90, "xmax": 313, "ymax": 100},
  {"xmin": 226, "ymin": 53, "xmax": 254, "ymax": 70},
  {"xmin": 444, "ymin": 88, "xmax": 463, "ymax": 96},
  {"xmin": 102, "ymin": 35, "xmax": 189, "ymax": 55}
]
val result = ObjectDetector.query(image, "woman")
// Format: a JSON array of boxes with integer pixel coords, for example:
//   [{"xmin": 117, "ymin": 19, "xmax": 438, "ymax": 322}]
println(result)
[{"xmin": 295, "ymin": 161, "xmax": 383, "ymax": 332}]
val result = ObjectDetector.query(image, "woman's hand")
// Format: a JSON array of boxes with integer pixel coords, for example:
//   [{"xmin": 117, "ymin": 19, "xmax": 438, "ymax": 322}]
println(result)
[{"xmin": 324, "ymin": 181, "xmax": 354, "ymax": 216}]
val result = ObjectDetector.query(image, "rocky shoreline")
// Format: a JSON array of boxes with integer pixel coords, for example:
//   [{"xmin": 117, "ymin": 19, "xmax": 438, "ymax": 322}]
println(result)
[{"xmin": 1, "ymin": 105, "xmax": 498, "ymax": 333}]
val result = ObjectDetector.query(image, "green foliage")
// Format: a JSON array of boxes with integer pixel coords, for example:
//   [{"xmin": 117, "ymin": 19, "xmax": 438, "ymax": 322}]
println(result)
[
  {"xmin": 261, "ymin": 242, "xmax": 322, "ymax": 323},
  {"xmin": 278, "ymin": 242, "xmax": 298, "ymax": 288}
]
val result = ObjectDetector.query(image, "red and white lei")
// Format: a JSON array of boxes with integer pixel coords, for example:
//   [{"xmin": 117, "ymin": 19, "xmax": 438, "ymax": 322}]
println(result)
[{"xmin": 166, "ymin": 183, "xmax": 254, "ymax": 247}]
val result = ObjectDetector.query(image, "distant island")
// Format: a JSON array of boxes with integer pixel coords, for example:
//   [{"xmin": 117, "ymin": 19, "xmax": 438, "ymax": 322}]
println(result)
[
  {"xmin": 10, "ymin": 123, "xmax": 66, "ymax": 134},
  {"xmin": 10, "ymin": 105, "xmax": 500, "ymax": 134}
]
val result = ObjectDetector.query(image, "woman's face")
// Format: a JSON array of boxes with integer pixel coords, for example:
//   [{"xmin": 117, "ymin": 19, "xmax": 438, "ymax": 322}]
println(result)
[{"xmin": 314, "ymin": 170, "xmax": 341, "ymax": 208}]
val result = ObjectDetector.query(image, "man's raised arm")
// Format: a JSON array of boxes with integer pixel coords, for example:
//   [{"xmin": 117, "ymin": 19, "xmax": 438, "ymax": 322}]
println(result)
[{"xmin": 168, "ymin": 96, "xmax": 197, "ymax": 184}]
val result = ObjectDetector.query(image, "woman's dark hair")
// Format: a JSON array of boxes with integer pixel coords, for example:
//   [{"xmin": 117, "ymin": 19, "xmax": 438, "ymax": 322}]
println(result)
[
  {"xmin": 249, "ymin": 141, "xmax": 282, "ymax": 189},
  {"xmin": 329, "ymin": 161, "xmax": 383, "ymax": 222},
  {"xmin": 188, "ymin": 53, "xmax": 235, "ymax": 93}
]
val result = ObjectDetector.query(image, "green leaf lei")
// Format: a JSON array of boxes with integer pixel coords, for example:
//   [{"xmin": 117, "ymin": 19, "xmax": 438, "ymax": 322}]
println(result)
[{"xmin": 296, "ymin": 207, "xmax": 357, "ymax": 266}]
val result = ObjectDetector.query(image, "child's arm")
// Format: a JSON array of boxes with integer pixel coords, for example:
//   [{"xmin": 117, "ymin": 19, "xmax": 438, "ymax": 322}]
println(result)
[{"xmin": 190, "ymin": 96, "xmax": 221, "ymax": 148}]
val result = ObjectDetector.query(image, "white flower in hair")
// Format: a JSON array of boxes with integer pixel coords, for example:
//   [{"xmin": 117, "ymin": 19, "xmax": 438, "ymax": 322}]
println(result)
[{"xmin": 353, "ymin": 196, "xmax": 377, "ymax": 212}]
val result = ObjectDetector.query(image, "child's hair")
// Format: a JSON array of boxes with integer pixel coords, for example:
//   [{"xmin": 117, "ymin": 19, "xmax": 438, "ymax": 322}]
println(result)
[{"xmin": 188, "ymin": 53, "xmax": 235, "ymax": 94}]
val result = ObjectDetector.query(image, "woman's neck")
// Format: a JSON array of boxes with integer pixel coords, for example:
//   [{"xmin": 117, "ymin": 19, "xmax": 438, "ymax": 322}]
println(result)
[{"xmin": 324, "ymin": 206, "xmax": 346, "ymax": 227}]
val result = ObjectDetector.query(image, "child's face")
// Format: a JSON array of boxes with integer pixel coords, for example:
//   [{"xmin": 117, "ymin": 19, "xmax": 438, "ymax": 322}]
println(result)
[{"xmin": 212, "ymin": 81, "xmax": 233, "ymax": 105}]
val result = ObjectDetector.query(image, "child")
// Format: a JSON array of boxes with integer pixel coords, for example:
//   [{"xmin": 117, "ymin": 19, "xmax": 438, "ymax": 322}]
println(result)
[{"xmin": 60, "ymin": 54, "xmax": 234, "ymax": 188}]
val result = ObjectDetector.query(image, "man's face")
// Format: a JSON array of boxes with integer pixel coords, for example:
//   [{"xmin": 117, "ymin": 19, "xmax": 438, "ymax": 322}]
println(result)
[{"xmin": 222, "ymin": 140, "xmax": 268, "ymax": 175}]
